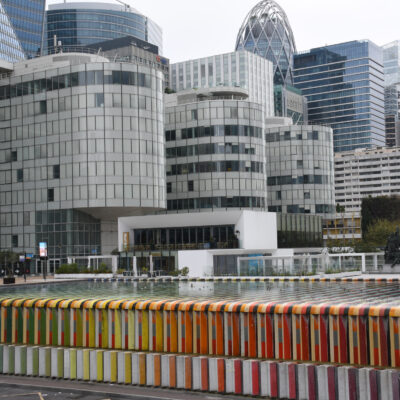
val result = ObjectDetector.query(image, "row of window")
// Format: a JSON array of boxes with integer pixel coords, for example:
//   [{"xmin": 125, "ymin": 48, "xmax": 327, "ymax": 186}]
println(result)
[
  {"xmin": 165, "ymin": 125, "xmax": 263, "ymax": 141},
  {"xmin": 167, "ymin": 196, "xmax": 266, "ymax": 211},
  {"xmin": 267, "ymin": 174, "xmax": 331, "ymax": 186},
  {"xmin": 265, "ymin": 130, "xmax": 325, "ymax": 143},
  {"xmin": 166, "ymin": 143, "xmax": 256, "ymax": 158},
  {"xmin": 167, "ymin": 161, "xmax": 264, "ymax": 176},
  {"xmin": 134, "ymin": 225, "xmax": 236, "ymax": 246},
  {"xmin": 0, "ymin": 69, "xmax": 154, "ymax": 100}
]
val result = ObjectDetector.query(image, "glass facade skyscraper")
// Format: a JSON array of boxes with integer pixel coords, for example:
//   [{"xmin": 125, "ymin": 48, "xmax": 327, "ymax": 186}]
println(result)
[
  {"xmin": 235, "ymin": 0, "xmax": 296, "ymax": 86},
  {"xmin": 2, "ymin": 0, "xmax": 45, "ymax": 58},
  {"xmin": 0, "ymin": 0, "xmax": 45, "ymax": 61},
  {"xmin": 46, "ymin": 2, "xmax": 163, "ymax": 54},
  {"xmin": 294, "ymin": 40, "xmax": 385, "ymax": 153}
]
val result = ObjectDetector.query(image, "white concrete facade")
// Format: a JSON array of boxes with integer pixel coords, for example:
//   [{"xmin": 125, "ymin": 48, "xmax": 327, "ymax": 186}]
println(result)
[
  {"xmin": 335, "ymin": 146, "xmax": 400, "ymax": 212},
  {"xmin": 118, "ymin": 210, "xmax": 278, "ymax": 277}
]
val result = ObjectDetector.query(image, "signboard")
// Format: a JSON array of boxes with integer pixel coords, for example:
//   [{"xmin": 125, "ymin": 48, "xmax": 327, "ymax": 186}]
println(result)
[
  {"xmin": 25, "ymin": 253, "xmax": 34, "ymax": 260},
  {"xmin": 123, "ymin": 232, "xmax": 130, "ymax": 251},
  {"xmin": 248, "ymin": 254, "xmax": 263, "ymax": 268},
  {"xmin": 39, "ymin": 242, "xmax": 47, "ymax": 258},
  {"xmin": 19, "ymin": 255, "xmax": 25, "ymax": 263}
]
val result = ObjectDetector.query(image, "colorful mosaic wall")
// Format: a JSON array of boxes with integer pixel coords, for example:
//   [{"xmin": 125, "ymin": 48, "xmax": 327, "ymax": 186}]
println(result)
[
  {"xmin": 0, "ymin": 344, "xmax": 399, "ymax": 399},
  {"xmin": 0, "ymin": 297, "xmax": 399, "ymax": 368}
]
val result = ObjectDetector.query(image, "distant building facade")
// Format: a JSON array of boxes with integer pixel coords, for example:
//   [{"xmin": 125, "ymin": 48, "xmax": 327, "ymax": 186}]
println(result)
[
  {"xmin": 265, "ymin": 124, "xmax": 335, "ymax": 216},
  {"xmin": 274, "ymin": 84, "xmax": 307, "ymax": 124},
  {"xmin": 294, "ymin": 40, "xmax": 385, "ymax": 153},
  {"xmin": 45, "ymin": 2, "xmax": 162, "ymax": 54},
  {"xmin": 335, "ymin": 146, "xmax": 400, "ymax": 212},
  {"xmin": 383, "ymin": 41, "xmax": 400, "ymax": 147},
  {"xmin": 169, "ymin": 50, "xmax": 274, "ymax": 120}
]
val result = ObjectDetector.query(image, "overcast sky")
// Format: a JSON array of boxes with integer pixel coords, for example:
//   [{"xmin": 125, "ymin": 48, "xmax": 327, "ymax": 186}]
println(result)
[{"xmin": 48, "ymin": 0, "xmax": 400, "ymax": 63}]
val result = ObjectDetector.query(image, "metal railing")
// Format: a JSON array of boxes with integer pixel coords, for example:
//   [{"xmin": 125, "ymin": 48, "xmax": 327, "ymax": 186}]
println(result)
[{"xmin": 235, "ymin": 252, "xmax": 384, "ymax": 277}]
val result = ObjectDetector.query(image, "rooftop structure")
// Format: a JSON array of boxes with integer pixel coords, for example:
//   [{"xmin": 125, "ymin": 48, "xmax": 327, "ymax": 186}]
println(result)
[{"xmin": 45, "ymin": 2, "xmax": 162, "ymax": 54}]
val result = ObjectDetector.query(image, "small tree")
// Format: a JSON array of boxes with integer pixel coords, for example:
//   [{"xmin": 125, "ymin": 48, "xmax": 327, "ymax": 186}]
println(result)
[{"xmin": 363, "ymin": 219, "xmax": 400, "ymax": 248}]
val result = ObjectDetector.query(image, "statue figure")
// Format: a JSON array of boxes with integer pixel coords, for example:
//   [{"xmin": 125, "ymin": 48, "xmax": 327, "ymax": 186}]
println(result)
[{"xmin": 384, "ymin": 227, "xmax": 400, "ymax": 267}]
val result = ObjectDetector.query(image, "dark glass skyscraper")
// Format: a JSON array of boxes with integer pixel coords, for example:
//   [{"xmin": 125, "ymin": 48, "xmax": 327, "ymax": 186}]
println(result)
[
  {"xmin": 235, "ymin": 0, "xmax": 296, "ymax": 86},
  {"xmin": 46, "ymin": 2, "xmax": 162, "ymax": 54},
  {"xmin": 294, "ymin": 40, "xmax": 385, "ymax": 153}
]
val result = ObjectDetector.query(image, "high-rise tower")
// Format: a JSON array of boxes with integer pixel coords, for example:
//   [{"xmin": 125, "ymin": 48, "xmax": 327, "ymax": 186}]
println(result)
[{"xmin": 235, "ymin": 0, "xmax": 296, "ymax": 86}]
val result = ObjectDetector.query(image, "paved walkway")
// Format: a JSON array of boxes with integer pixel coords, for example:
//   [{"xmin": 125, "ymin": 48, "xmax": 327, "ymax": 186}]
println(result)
[{"xmin": 0, "ymin": 275, "xmax": 85, "ymax": 286}]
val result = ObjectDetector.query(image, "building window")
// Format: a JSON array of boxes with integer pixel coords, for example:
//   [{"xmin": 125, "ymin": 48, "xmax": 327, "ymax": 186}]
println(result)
[
  {"xmin": 284, "ymin": 131, "xmax": 291, "ymax": 141},
  {"xmin": 297, "ymin": 160, "xmax": 303, "ymax": 168},
  {"xmin": 304, "ymin": 192, "xmax": 311, "ymax": 199},
  {"xmin": 53, "ymin": 165, "xmax": 60, "ymax": 179},
  {"xmin": 191, "ymin": 110, "xmax": 198, "ymax": 120},
  {"xmin": 95, "ymin": 93, "xmax": 104, "ymax": 107},
  {"xmin": 188, "ymin": 181, "xmax": 194, "ymax": 192},
  {"xmin": 48, "ymin": 188, "xmax": 54, "ymax": 202},
  {"xmin": 17, "ymin": 169, "xmax": 23, "ymax": 182},
  {"xmin": 12, "ymin": 235, "xmax": 18, "ymax": 248},
  {"xmin": 167, "ymin": 182, "xmax": 172, "ymax": 193},
  {"xmin": 11, "ymin": 151, "xmax": 17, "ymax": 161},
  {"xmin": 276, "ymin": 191, "xmax": 281, "ymax": 200}
]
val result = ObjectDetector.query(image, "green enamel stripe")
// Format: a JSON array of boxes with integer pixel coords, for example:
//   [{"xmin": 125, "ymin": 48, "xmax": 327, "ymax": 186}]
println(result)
[
  {"xmin": 40, "ymin": 309, "xmax": 46, "ymax": 345},
  {"xmin": 52, "ymin": 309, "xmax": 58, "ymax": 345},
  {"xmin": 70, "ymin": 349, "xmax": 77, "ymax": 380},
  {"xmin": 6, "ymin": 307, "xmax": 12, "ymax": 343},
  {"xmin": 76, "ymin": 310, "xmax": 83, "ymax": 347},
  {"xmin": 28, "ymin": 309, "xmax": 34, "ymax": 344},
  {"xmin": 16, "ymin": 308, "xmax": 23, "ymax": 344},
  {"xmin": 32, "ymin": 347, "xmax": 39, "ymax": 376},
  {"xmin": 8, "ymin": 345, "xmax": 14, "ymax": 374},
  {"xmin": 20, "ymin": 346, "xmax": 27, "ymax": 375},
  {"xmin": 0, "ymin": 345, "xmax": 4, "ymax": 373},
  {"xmin": 57, "ymin": 348, "xmax": 63, "ymax": 378}
]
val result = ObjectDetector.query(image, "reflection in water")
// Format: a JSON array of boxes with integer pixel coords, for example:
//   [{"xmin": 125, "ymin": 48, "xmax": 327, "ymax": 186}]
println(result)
[{"xmin": 0, "ymin": 280, "xmax": 399, "ymax": 306}]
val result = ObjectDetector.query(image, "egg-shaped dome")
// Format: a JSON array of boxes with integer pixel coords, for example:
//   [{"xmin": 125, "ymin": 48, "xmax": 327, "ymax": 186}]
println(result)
[{"xmin": 235, "ymin": 0, "xmax": 296, "ymax": 86}]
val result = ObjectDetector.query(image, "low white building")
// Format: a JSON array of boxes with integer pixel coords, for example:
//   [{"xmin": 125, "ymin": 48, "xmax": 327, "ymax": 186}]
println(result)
[
  {"xmin": 118, "ymin": 210, "xmax": 279, "ymax": 277},
  {"xmin": 335, "ymin": 147, "xmax": 400, "ymax": 212}
]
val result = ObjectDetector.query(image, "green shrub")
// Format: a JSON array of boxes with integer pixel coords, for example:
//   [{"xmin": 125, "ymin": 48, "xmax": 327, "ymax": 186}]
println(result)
[{"xmin": 56, "ymin": 263, "xmax": 79, "ymax": 274}]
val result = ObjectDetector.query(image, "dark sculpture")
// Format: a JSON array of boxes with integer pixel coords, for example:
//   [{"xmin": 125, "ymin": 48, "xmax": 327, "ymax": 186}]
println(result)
[{"xmin": 384, "ymin": 227, "xmax": 400, "ymax": 267}]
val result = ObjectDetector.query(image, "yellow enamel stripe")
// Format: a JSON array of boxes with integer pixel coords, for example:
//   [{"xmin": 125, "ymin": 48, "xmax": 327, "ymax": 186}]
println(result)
[
  {"xmin": 114, "ymin": 310, "xmax": 122, "ymax": 349},
  {"xmin": 128, "ymin": 309, "xmax": 135, "ymax": 350}
]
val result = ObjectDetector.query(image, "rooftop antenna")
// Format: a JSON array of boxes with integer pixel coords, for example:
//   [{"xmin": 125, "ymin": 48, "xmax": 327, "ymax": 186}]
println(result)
[{"xmin": 115, "ymin": 0, "xmax": 131, "ymax": 12}]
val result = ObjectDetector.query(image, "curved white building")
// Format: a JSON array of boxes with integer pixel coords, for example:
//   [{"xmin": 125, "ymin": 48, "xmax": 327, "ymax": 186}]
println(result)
[
  {"xmin": 0, "ymin": 52, "xmax": 165, "ymax": 262},
  {"xmin": 165, "ymin": 87, "xmax": 267, "ymax": 212}
]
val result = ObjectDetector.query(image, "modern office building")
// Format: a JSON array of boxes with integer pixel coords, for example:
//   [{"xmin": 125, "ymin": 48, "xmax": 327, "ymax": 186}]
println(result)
[
  {"xmin": 87, "ymin": 35, "xmax": 170, "ymax": 88},
  {"xmin": 164, "ymin": 87, "xmax": 267, "ymax": 212},
  {"xmin": 384, "ymin": 84, "xmax": 400, "ymax": 147},
  {"xmin": 265, "ymin": 124, "xmax": 335, "ymax": 216},
  {"xmin": 274, "ymin": 84, "xmax": 307, "ymax": 124},
  {"xmin": 335, "ymin": 146, "xmax": 400, "ymax": 212},
  {"xmin": 383, "ymin": 41, "xmax": 400, "ymax": 86},
  {"xmin": 294, "ymin": 40, "xmax": 386, "ymax": 153},
  {"xmin": 235, "ymin": 0, "xmax": 296, "ymax": 86},
  {"xmin": 45, "ymin": 2, "xmax": 162, "ymax": 54},
  {"xmin": 0, "ymin": 0, "xmax": 45, "ymax": 61},
  {"xmin": 169, "ymin": 50, "xmax": 274, "ymax": 119},
  {"xmin": 0, "ymin": 51, "xmax": 165, "ymax": 267},
  {"xmin": 383, "ymin": 42, "xmax": 400, "ymax": 147}
]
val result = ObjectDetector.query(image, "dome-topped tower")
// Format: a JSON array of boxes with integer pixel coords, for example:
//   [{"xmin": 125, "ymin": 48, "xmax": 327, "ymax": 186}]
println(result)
[{"xmin": 236, "ymin": 0, "xmax": 296, "ymax": 86}]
